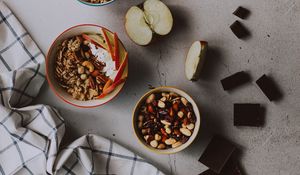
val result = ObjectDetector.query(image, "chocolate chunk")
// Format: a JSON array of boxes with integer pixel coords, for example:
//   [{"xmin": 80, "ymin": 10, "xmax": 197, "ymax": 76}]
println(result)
[
  {"xmin": 220, "ymin": 156, "xmax": 243, "ymax": 175},
  {"xmin": 230, "ymin": 21, "xmax": 250, "ymax": 39},
  {"xmin": 221, "ymin": 71, "xmax": 251, "ymax": 91},
  {"xmin": 256, "ymin": 74, "xmax": 283, "ymax": 101},
  {"xmin": 234, "ymin": 104, "xmax": 264, "ymax": 126},
  {"xmin": 233, "ymin": 7, "xmax": 250, "ymax": 19},
  {"xmin": 199, "ymin": 136, "xmax": 236, "ymax": 173},
  {"xmin": 199, "ymin": 169, "xmax": 218, "ymax": 175},
  {"xmin": 199, "ymin": 166, "xmax": 242, "ymax": 175},
  {"xmin": 199, "ymin": 154, "xmax": 243, "ymax": 175}
]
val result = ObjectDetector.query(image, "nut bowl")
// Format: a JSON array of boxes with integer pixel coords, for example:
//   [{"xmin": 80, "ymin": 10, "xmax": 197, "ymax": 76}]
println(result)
[
  {"xmin": 132, "ymin": 87, "xmax": 201, "ymax": 154},
  {"xmin": 77, "ymin": 0, "xmax": 116, "ymax": 7},
  {"xmin": 46, "ymin": 24, "xmax": 128, "ymax": 108}
]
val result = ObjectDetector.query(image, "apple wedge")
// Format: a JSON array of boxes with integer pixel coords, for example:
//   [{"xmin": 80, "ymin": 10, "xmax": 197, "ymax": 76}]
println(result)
[
  {"xmin": 82, "ymin": 33, "xmax": 107, "ymax": 50},
  {"xmin": 101, "ymin": 28, "xmax": 114, "ymax": 60},
  {"xmin": 114, "ymin": 52, "xmax": 128, "ymax": 82},
  {"xmin": 96, "ymin": 77, "xmax": 127, "ymax": 99},
  {"xmin": 125, "ymin": 0, "xmax": 173, "ymax": 46},
  {"xmin": 113, "ymin": 33, "xmax": 120, "ymax": 70},
  {"xmin": 185, "ymin": 41, "xmax": 208, "ymax": 81}
]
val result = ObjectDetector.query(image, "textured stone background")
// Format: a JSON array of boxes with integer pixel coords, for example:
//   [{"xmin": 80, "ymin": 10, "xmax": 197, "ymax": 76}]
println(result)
[{"xmin": 3, "ymin": 0, "xmax": 300, "ymax": 174}]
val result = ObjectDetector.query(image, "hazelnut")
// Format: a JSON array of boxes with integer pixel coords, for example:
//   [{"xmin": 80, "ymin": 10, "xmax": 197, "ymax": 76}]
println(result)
[
  {"xmin": 187, "ymin": 123, "xmax": 195, "ymax": 130},
  {"xmin": 165, "ymin": 127, "xmax": 171, "ymax": 134},
  {"xmin": 138, "ymin": 115, "xmax": 144, "ymax": 122},
  {"xmin": 157, "ymin": 143, "xmax": 166, "ymax": 149},
  {"xmin": 80, "ymin": 74, "xmax": 87, "ymax": 80},
  {"xmin": 155, "ymin": 134, "xmax": 161, "ymax": 141},
  {"xmin": 177, "ymin": 111, "xmax": 184, "ymax": 118}
]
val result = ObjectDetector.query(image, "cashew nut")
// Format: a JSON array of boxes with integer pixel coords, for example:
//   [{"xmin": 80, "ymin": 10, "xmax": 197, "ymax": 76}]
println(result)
[{"xmin": 82, "ymin": 61, "xmax": 94, "ymax": 73}]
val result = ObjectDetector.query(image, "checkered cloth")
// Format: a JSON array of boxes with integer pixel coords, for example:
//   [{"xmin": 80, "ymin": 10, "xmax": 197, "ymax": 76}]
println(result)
[{"xmin": 0, "ymin": 2, "xmax": 165, "ymax": 175}]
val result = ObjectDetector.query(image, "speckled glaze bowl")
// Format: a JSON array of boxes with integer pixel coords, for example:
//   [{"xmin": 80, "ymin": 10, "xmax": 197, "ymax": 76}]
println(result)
[
  {"xmin": 132, "ymin": 86, "xmax": 201, "ymax": 154},
  {"xmin": 46, "ymin": 24, "xmax": 128, "ymax": 108},
  {"xmin": 77, "ymin": 0, "xmax": 116, "ymax": 7}
]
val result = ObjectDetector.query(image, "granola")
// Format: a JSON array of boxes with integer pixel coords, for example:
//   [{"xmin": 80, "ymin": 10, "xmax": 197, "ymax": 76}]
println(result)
[{"xmin": 55, "ymin": 35, "xmax": 110, "ymax": 101}]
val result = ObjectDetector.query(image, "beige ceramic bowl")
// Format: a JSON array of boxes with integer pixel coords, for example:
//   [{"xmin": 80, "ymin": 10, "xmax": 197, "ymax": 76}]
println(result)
[
  {"xmin": 132, "ymin": 86, "xmax": 201, "ymax": 154},
  {"xmin": 46, "ymin": 24, "xmax": 128, "ymax": 108}
]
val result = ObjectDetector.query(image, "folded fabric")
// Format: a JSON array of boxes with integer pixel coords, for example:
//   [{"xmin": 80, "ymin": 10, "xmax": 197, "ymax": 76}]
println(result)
[{"xmin": 0, "ymin": 1, "xmax": 164, "ymax": 175}]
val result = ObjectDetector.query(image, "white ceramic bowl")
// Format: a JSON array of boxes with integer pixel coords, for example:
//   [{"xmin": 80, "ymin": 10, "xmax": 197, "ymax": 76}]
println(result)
[
  {"xmin": 46, "ymin": 24, "xmax": 128, "ymax": 108},
  {"xmin": 132, "ymin": 86, "xmax": 201, "ymax": 154}
]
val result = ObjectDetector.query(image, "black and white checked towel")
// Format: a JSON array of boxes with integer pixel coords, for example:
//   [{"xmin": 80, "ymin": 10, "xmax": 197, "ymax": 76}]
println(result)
[{"xmin": 0, "ymin": 2, "xmax": 164, "ymax": 175}]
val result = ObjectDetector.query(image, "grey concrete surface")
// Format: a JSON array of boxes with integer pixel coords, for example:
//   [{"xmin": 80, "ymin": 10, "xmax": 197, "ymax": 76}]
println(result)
[{"xmin": 2, "ymin": 0, "xmax": 300, "ymax": 174}]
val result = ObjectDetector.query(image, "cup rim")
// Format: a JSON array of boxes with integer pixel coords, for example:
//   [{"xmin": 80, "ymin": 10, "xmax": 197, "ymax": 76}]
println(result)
[
  {"xmin": 46, "ymin": 24, "xmax": 127, "ymax": 108},
  {"xmin": 132, "ymin": 86, "xmax": 201, "ymax": 154},
  {"xmin": 77, "ymin": 0, "xmax": 116, "ymax": 6}
]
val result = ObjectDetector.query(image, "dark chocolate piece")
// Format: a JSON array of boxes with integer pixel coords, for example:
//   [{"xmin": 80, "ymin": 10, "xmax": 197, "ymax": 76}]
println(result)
[
  {"xmin": 199, "ymin": 167, "xmax": 242, "ymax": 175},
  {"xmin": 220, "ymin": 154, "xmax": 243, "ymax": 175},
  {"xmin": 234, "ymin": 104, "xmax": 264, "ymax": 126},
  {"xmin": 199, "ymin": 169, "xmax": 218, "ymax": 175},
  {"xmin": 221, "ymin": 71, "xmax": 251, "ymax": 91},
  {"xmin": 199, "ymin": 136, "xmax": 236, "ymax": 173},
  {"xmin": 256, "ymin": 74, "xmax": 283, "ymax": 101},
  {"xmin": 230, "ymin": 21, "xmax": 250, "ymax": 39},
  {"xmin": 199, "ymin": 155, "xmax": 243, "ymax": 175},
  {"xmin": 233, "ymin": 7, "xmax": 250, "ymax": 19}
]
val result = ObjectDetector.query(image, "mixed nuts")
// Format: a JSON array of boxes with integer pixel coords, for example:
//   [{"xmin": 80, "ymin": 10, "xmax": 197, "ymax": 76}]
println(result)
[{"xmin": 136, "ymin": 91, "xmax": 197, "ymax": 150}]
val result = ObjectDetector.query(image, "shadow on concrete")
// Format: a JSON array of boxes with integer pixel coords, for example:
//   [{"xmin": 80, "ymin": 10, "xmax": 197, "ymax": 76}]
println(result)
[{"xmin": 199, "ymin": 46, "xmax": 224, "ymax": 81}]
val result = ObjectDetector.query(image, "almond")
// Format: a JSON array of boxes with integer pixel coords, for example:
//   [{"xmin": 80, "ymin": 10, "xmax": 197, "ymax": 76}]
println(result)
[{"xmin": 180, "ymin": 128, "xmax": 192, "ymax": 136}]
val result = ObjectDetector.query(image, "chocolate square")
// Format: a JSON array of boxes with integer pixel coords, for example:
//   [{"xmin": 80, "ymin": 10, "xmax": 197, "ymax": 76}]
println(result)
[
  {"xmin": 234, "ymin": 104, "xmax": 264, "ymax": 126},
  {"xmin": 230, "ymin": 21, "xmax": 250, "ymax": 39},
  {"xmin": 199, "ymin": 136, "xmax": 236, "ymax": 173},
  {"xmin": 199, "ymin": 167, "xmax": 242, "ymax": 175},
  {"xmin": 221, "ymin": 71, "xmax": 251, "ymax": 91},
  {"xmin": 233, "ymin": 7, "xmax": 250, "ymax": 19},
  {"xmin": 199, "ymin": 169, "xmax": 218, "ymax": 175},
  {"xmin": 256, "ymin": 74, "xmax": 283, "ymax": 101},
  {"xmin": 199, "ymin": 156, "xmax": 243, "ymax": 175}
]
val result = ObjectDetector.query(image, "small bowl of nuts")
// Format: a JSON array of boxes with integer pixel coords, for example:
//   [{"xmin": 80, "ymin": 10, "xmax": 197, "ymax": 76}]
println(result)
[
  {"xmin": 46, "ymin": 24, "xmax": 128, "ymax": 108},
  {"xmin": 77, "ymin": 0, "xmax": 115, "ymax": 6},
  {"xmin": 133, "ymin": 87, "xmax": 200, "ymax": 154}
]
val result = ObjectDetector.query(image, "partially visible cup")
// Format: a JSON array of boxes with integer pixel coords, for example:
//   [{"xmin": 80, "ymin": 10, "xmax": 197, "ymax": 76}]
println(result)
[{"xmin": 77, "ymin": 0, "xmax": 116, "ymax": 7}]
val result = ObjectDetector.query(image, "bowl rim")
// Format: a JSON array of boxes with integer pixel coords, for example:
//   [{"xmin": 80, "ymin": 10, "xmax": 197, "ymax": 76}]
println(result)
[
  {"xmin": 77, "ymin": 0, "xmax": 116, "ymax": 6},
  {"xmin": 132, "ymin": 86, "xmax": 201, "ymax": 154},
  {"xmin": 46, "ymin": 24, "xmax": 128, "ymax": 108}
]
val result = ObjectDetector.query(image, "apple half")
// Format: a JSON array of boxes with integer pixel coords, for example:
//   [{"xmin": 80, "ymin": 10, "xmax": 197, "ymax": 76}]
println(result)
[
  {"xmin": 125, "ymin": 0, "xmax": 173, "ymax": 46},
  {"xmin": 185, "ymin": 41, "xmax": 208, "ymax": 81}
]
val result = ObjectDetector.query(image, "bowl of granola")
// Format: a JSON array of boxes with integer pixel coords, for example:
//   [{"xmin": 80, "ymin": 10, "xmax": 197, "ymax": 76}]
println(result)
[
  {"xmin": 132, "ymin": 87, "xmax": 201, "ymax": 154},
  {"xmin": 77, "ymin": 0, "xmax": 115, "ymax": 6},
  {"xmin": 46, "ymin": 24, "xmax": 128, "ymax": 108}
]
